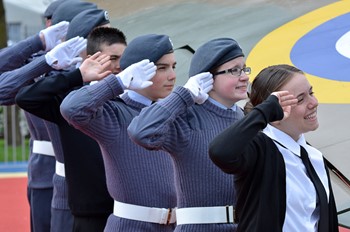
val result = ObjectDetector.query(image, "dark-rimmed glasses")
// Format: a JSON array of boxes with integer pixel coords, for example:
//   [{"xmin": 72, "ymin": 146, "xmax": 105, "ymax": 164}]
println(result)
[{"xmin": 213, "ymin": 67, "xmax": 251, "ymax": 77}]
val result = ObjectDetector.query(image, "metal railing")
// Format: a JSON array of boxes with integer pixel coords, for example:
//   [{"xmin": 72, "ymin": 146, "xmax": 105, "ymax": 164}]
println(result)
[{"xmin": 0, "ymin": 105, "xmax": 29, "ymax": 163}]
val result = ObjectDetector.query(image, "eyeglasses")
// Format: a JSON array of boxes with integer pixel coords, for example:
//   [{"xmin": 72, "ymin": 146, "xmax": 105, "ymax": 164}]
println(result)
[{"xmin": 213, "ymin": 67, "xmax": 251, "ymax": 77}]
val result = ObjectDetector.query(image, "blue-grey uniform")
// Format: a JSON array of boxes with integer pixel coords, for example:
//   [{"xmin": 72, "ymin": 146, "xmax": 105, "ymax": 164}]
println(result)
[
  {"xmin": 128, "ymin": 38, "xmax": 248, "ymax": 231},
  {"xmin": 60, "ymin": 76, "xmax": 177, "ymax": 232},
  {"xmin": 43, "ymin": 120, "xmax": 73, "ymax": 231},
  {"xmin": 0, "ymin": 34, "xmax": 72, "ymax": 232}
]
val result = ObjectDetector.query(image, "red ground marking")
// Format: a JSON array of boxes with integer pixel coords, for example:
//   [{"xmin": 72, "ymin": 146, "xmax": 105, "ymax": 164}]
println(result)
[
  {"xmin": 0, "ymin": 176, "xmax": 29, "ymax": 232},
  {"xmin": 341, "ymin": 226, "xmax": 350, "ymax": 232}
]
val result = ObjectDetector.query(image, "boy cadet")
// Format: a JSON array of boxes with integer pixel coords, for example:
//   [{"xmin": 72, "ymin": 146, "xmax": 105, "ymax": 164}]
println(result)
[{"xmin": 60, "ymin": 34, "xmax": 177, "ymax": 231}]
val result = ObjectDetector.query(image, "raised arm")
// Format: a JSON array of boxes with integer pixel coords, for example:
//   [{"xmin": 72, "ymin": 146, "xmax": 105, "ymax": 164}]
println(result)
[
  {"xmin": 0, "ymin": 21, "xmax": 69, "ymax": 72},
  {"xmin": 15, "ymin": 69, "xmax": 82, "ymax": 122},
  {"xmin": 0, "ymin": 36, "xmax": 86, "ymax": 106},
  {"xmin": 209, "ymin": 94, "xmax": 287, "ymax": 174},
  {"xmin": 127, "ymin": 86, "xmax": 193, "ymax": 152},
  {"xmin": 0, "ymin": 56, "xmax": 53, "ymax": 105},
  {"xmin": 128, "ymin": 72, "xmax": 213, "ymax": 152},
  {"xmin": 60, "ymin": 59, "xmax": 156, "ymax": 142},
  {"xmin": 15, "ymin": 52, "xmax": 112, "ymax": 122},
  {"xmin": 0, "ymin": 35, "xmax": 44, "ymax": 72}
]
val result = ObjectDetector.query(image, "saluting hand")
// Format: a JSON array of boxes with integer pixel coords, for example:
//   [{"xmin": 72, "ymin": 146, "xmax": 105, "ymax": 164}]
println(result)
[
  {"xmin": 40, "ymin": 21, "xmax": 69, "ymax": 51},
  {"xmin": 117, "ymin": 59, "xmax": 156, "ymax": 90},
  {"xmin": 45, "ymin": 36, "xmax": 86, "ymax": 70},
  {"xmin": 79, "ymin": 52, "xmax": 112, "ymax": 83},
  {"xmin": 271, "ymin": 91, "xmax": 297, "ymax": 121},
  {"xmin": 184, "ymin": 72, "xmax": 213, "ymax": 104}
]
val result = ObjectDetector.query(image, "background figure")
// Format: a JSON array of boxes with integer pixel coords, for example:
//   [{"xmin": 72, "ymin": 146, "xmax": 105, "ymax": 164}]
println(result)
[
  {"xmin": 51, "ymin": 0, "xmax": 97, "ymax": 25},
  {"xmin": 43, "ymin": 0, "xmax": 66, "ymax": 28},
  {"xmin": 60, "ymin": 34, "xmax": 177, "ymax": 231},
  {"xmin": 209, "ymin": 64, "xmax": 338, "ymax": 232},
  {"xmin": 128, "ymin": 37, "xmax": 249, "ymax": 231},
  {"xmin": 16, "ymin": 26, "xmax": 127, "ymax": 232}
]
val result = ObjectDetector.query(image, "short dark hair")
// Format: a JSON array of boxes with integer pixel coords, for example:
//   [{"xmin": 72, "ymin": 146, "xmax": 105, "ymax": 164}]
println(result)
[{"xmin": 87, "ymin": 27, "xmax": 127, "ymax": 55}]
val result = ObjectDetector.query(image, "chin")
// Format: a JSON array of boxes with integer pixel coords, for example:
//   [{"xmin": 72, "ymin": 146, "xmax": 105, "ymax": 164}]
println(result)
[{"xmin": 308, "ymin": 123, "xmax": 319, "ymax": 132}]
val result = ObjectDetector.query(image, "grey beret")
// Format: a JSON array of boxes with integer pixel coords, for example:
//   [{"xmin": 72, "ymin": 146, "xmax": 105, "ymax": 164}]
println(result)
[
  {"xmin": 120, "ymin": 34, "xmax": 173, "ymax": 70},
  {"xmin": 66, "ymin": 9, "xmax": 110, "ymax": 40},
  {"xmin": 51, "ymin": 1, "xmax": 97, "ymax": 25},
  {"xmin": 44, "ymin": 0, "xmax": 66, "ymax": 18},
  {"xmin": 189, "ymin": 38, "xmax": 244, "ymax": 77}
]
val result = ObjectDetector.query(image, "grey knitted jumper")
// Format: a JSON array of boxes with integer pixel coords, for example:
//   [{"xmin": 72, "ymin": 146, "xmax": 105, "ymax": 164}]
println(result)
[
  {"xmin": 60, "ymin": 75, "xmax": 177, "ymax": 231},
  {"xmin": 128, "ymin": 86, "xmax": 244, "ymax": 231}
]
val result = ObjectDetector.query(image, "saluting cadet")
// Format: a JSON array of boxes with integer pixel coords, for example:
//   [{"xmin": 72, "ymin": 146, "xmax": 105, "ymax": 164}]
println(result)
[
  {"xmin": 209, "ymin": 64, "xmax": 338, "ymax": 232},
  {"xmin": 128, "ymin": 38, "xmax": 250, "ymax": 231},
  {"xmin": 60, "ymin": 34, "xmax": 177, "ymax": 231}
]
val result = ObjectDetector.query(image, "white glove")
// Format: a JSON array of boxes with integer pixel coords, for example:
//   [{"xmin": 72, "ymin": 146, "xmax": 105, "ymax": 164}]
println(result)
[
  {"xmin": 40, "ymin": 21, "xmax": 69, "ymax": 51},
  {"xmin": 184, "ymin": 72, "xmax": 213, "ymax": 104},
  {"xmin": 45, "ymin": 36, "xmax": 86, "ymax": 70},
  {"xmin": 117, "ymin": 59, "xmax": 156, "ymax": 90}
]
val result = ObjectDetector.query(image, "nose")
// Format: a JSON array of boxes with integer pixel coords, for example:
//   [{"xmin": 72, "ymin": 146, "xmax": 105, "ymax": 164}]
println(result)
[
  {"xmin": 239, "ymin": 72, "xmax": 250, "ymax": 81},
  {"xmin": 308, "ymin": 95, "xmax": 318, "ymax": 109},
  {"xmin": 167, "ymin": 68, "xmax": 176, "ymax": 81},
  {"xmin": 112, "ymin": 61, "xmax": 121, "ymax": 74},
  {"xmin": 114, "ymin": 66, "xmax": 121, "ymax": 74}
]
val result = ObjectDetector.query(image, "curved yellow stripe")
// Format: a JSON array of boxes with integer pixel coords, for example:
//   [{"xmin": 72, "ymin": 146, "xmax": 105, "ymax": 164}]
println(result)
[{"xmin": 246, "ymin": 0, "xmax": 350, "ymax": 103}]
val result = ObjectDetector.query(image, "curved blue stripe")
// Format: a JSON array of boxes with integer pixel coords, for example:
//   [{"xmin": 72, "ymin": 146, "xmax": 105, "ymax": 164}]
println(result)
[{"xmin": 290, "ymin": 13, "xmax": 350, "ymax": 82}]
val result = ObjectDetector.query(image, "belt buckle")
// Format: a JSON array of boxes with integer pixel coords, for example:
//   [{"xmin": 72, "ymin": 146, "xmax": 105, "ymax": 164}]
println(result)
[
  {"xmin": 166, "ymin": 208, "xmax": 173, "ymax": 225},
  {"xmin": 225, "ymin": 205, "xmax": 235, "ymax": 224},
  {"xmin": 160, "ymin": 208, "xmax": 174, "ymax": 225}
]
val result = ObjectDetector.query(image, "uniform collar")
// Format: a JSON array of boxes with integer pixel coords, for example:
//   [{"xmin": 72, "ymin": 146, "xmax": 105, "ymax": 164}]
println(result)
[
  {"xmin": 127, "ymin": 90, "xmax": 153, "ymax": 106},
  {"xmin": 263, "ymin": 124, "xmax": 305, "ymax": 157}
]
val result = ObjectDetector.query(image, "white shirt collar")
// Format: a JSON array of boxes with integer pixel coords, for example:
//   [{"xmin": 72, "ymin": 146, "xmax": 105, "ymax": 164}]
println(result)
[
  {"xmin": 207, "ymin": 97, "xmax": 237, "ymax": 111},
  {"xmin": 127, "ymin": 90, "xmax": 152, "ymax": 106},
  {"xmin": 263, "ymin": 124, "xmax": 303, "ymax": 157}
]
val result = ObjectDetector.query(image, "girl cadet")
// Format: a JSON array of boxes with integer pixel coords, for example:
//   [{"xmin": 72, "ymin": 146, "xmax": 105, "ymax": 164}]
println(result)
[
  {"xmin": 60, "ymin": 34, "xmax": 177, "ymax": 231},
  {"xmin": 209, "ymin": 64, "xmax": 338, "ymax": 232},
  {"xmin": 128, "ymin": 38, "xmax": 250, "ymax": 231}
]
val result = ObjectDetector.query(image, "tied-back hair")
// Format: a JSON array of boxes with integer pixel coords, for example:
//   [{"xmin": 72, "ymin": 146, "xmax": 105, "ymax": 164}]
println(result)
[
  {"xmin": 244, "ymin": 64, "xmax": 303, "ymax": 114},
  {"xmin": 87, "ymin": 27, "xmax": 127, "ymax": 55}
]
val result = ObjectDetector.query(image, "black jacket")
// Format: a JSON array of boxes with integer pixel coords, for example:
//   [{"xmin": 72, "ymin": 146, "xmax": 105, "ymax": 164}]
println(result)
[{"xmin": 209, "ymin": 95, "xmax": 338, "ymax": 232}]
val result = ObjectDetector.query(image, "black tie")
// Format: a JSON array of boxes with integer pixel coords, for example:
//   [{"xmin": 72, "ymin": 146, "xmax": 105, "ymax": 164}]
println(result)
[{"xmin": 300, "ymin": 146, "xmax": 329, "ymax": 232}]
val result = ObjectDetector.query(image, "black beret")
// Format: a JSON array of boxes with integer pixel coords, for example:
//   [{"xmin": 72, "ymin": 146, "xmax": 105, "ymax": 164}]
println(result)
[
  {"xmin": 66, "ymin": 9, "xmax": 110, "ymax": 40},
  {"xmin": 51, "ymin": 1, "xmax": 97, "ymax": 25},
  {"xmin": 189, "ymin": 38, "xmax": 244, "ymax": 77},
  {"xmin": 120, "ymin": 34, "xmax": 173, "ymax": 70},
  {"xmin": 44, "ymin": 0, "xmax": 66, "ymax": 19}
]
